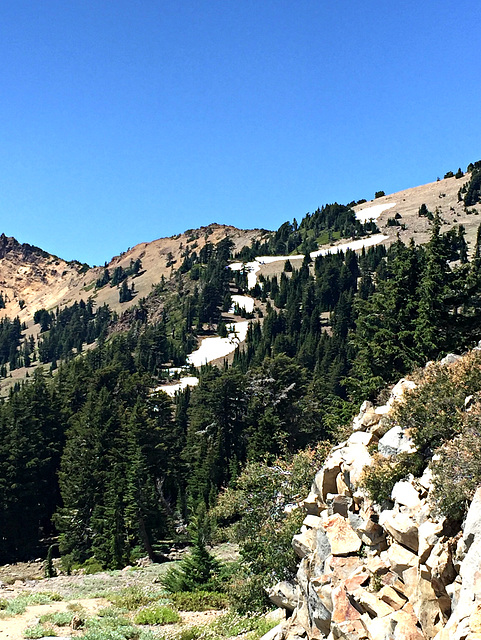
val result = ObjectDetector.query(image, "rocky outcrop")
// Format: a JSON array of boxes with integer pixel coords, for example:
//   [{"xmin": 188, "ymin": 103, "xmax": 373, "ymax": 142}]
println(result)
[{"xmin": 267, "ymin": 373, "xmax": 481, "ymax": 640}]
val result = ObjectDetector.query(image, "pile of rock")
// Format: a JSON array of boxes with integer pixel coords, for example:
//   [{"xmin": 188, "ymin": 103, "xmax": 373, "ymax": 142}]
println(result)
[{"xmin": 266, "ymin": 375, "xmax": 481, "ymax": 640}]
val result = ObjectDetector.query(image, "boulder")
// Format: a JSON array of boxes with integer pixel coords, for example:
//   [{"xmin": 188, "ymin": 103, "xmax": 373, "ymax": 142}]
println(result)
[
  {"xmin": 440, "ymin": 353, "xmax": 461, "ymax": 365},
  {"xmin": 426, "ymin": 539, "xmax": 456, "ymax": 590},
  {"xmin": 380, "ymin": 511, "xmax": 419, "ymax": 552},
  {"xmin": 341, "ymin": 444, "xmax": 372, "ymax": 488},
  {"xmin": 269, "ymin": 581, "xmax": 300, "ymax": 611},
  {"xmin": 359, "ymin": 517, "xmax": 387, "ymax": 546},
  {"xmin": 331, "ymin": 585, "xmax": 363, "ymax": 623},
  {"xmin": 327, "ymin": 495, "xmax": 352, "ymax": 518},
  {"xmin": 292, "ymin": 527, "xmax": 318, "ymax": 558},
  {"xmin": 389, "ymin": 610, "xmax": 426, "ymax": 640},
  {"xmin": 313, "ymin": 455, "xmax": 343, "ymax": 502},
  {"xmin": 388, "ymin": 378, "xmax": 416, "ymax": 405},
  {"xmin": 378, "ymin": 585, "xmax": 407, "ymax": 610},
  {"xmin": 351, "ymin": 400, "xmax": 373, "ymax": 432},
  {"xmin": 347, "ymin": 431, "xmax": 375, "ymax": 447},
  {"xmin": 351, "ymin": 586, "xmax": 395, "ymax": 617},
  {"xmin": 314, "ymin": 526, "xmax": 332, "ymax": 570},
  {"xmin": 412, "ymin": 566, "xmax": 447, "ymax": 638},
  {"xmin": 308, "ymin": 583, "xmax": 332, "ymax": 637},
  {"xmin": 303, "ymin": 515, "xmax": 324, "ymax": 529},
  {"xmin": 325, "ymin": 556, "xmax": 364, "ymax": 581},
  {"xmin": 386, "ymin": 542, "xmax": 418, "ymax": 576},
  {"xmin": 401, "ymin": 565, "xmax": 420, "ymax": 599},
  {"xmin": 323, "ymin": 514, "xmax": 362, "ymax": 556},
  {"xmin": 301, "ymin": 490, "xmax": 322, "ymax": 516},
  {"xmin": 330, "ymin": 619, "xmax": 369, "ymax": 639},
  {"xmin": 359, "ymin": 408, "xmax": 382, "ymax": 429},
  {"xmin": 378, "ymin": 425, "xmax": 415, "ymax": 457},
  {"xmin": 418, "ymin": 519, "xmax": 445, "ymax": 563},
  {"xmin": 391, "ymin": 481, "xmax": 421, "ymax": 510}
]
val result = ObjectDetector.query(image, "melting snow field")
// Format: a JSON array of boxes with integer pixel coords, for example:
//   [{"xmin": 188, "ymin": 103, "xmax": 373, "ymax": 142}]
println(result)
[
  {"xmin": 229, "ymin": 294, "xmax": 255, "ymax": 313},
  {"xmin": 187, "ymin": 321, "xmax": 250, "ymax": 367},
  {"xmin": 355, "ymin": 202, "xmax": 396, "ymax": 223},
  {"xmin": 230, "ymin": 233, "xmax": 389, "ymax": 288},
  {"xmin": 155, "ymin": 376, "xmax": 199, "ymax": 397},
  {"xmin": 158, "ymin": 233, "xmax": 392, "ymax": 385}
]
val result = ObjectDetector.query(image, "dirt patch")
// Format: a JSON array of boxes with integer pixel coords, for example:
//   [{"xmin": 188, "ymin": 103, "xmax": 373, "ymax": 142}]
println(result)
[{"xmin": 0, "ymin": 598, "xmax": 108, "ymax": 640}]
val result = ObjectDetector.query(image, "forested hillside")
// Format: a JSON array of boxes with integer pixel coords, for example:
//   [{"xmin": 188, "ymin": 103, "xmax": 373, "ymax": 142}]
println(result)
[{"xmin": 1, "ymin": 162, "xmax": 481, "ymax": 615}]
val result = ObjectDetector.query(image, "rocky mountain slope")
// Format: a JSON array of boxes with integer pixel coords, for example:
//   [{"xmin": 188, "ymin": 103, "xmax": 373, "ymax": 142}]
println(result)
[
  {"xmin": 0, "ymin": 224, "xmax": 264, "ymax": 325},
  {"xmin": 266, "ymin": 350, "xmax": 481, "ymax": 640},
  {"xmin": 0, "ymin": 168, "xmax": 477, "ymax": 327}
]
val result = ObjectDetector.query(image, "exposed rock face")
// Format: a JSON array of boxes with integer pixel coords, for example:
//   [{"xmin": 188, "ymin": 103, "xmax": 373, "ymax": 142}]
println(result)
[{"xmin": 268, "ymin": 372, "xmax": 481, "ymax": 640}]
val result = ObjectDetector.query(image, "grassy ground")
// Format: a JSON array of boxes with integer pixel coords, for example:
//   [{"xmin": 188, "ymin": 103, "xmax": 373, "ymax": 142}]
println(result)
[{"xmin": 0, "ymin": 549, "xmax": 280, "ymax": 640}]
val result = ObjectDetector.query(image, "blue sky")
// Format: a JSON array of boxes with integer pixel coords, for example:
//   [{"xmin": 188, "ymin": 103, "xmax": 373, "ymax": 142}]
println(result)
[{"xmin": 0, "ymin": 1, "xmax": 479, "ymax": 265}]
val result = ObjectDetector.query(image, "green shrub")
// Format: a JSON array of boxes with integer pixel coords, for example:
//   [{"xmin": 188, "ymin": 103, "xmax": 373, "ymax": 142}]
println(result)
[
  {"xmin": 108, "ymin": 586, "xmax": 155, "ymax": 611},
  {"xmin": 2, "ymin": 593, "xmax": 63, "ymax": 617},
  {"xmin": 431, "ymin": 408, "xmax": 481, "ymax": 520},
  {"xmin": 134, "ymin": 604, "xmax": 181, "ymax": 625},
  {"xmin": 360, "ymin": 452, "xmax": 424, "ymax": 505},
  {"xmin": 82, "ymin": 611, "xmax": 148, "ymax": 640},
  {"xmin": 23, "ymin": 624, "xmax": 56, "ymax": 639},
  {"xmin": 39, "ymin": 611, "xmax": 74, "ymax": 626},
  {"xmin": 210, "ymin": 611, "xmax": 277, "ymax": 637},
  {"xmin": 169, "ymin": 591, "xmax": 228, "ymax": 611},
  {"xmin": 82, "ymin": 558, "xmax": 104, "ymax": 575}
]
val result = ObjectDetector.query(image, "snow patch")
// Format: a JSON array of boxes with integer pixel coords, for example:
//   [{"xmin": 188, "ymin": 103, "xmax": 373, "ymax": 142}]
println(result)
[
  {"xmin": 229, "ymin": 234, "xmax": 389, "ymax": 288},
  {"xmin": 155, "ymin": 376, "xmax": 199, "ymax": 397},
  {"xmin": 187, "ymin": 321, "xmax": 250, "ymax": 367},
  {"xmin": 230, "ymin": 295, "xmax": 255, "ymax": 314},
  {"xmin": 355, "ymin": 202, "xmax": 396, "ymax": 223}
]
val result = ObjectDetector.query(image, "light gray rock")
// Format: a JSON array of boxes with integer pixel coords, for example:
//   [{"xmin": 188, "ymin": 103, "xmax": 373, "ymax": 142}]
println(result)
[
  {"xmin": 292, "ymin": 527, "xmax": 318, "ymax": 558},
  {"xmin": 440, "ymin": 353, "xmax": 461, "ymax": 365},
  {"xmin": 378, "ymin": 425, "xmax": 415, "ymax": 457},
  {"xmin": 351, "ymin": 400, "xmax": 373, "ymax": 431},
  {"xmin": 391, "ymin": 481, "xmax": 421, "ymax": 510},
  {"xmin": 268, "ymin": 581, "xmax": 299, "ymax": 611},
  {"xmin": 379, "ymin": 510, "xmax": 419, "ymax": 552},
  {"xmin": 315, "ymin": 526, "xmax": 332, "ymax": 570},
  {"xmin": 388, "ymin": 378, "xmax": 416, "ymax": 405},
  {"xmin": 386, "ymin": 542, "xmax": 418, "ymax": 576}
]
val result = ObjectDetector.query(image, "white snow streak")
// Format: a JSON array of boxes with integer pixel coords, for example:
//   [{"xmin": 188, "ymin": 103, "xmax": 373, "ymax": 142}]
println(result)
[
  {"xmin": 229, "ymin": 295, "xmax": 255, "ymax": 313},
  {"xmin": 355, "ymin": 202, "xmax": 396, "ymax": 223},
  {"xmin": 229, "ymin": 234, "xmax": 389, "ymax": 288},
  {"xmin": 187, "ymin": 321, "xmax": 250, "ymax": 367},
  {"xmin": 155, "ymin": 376, "xmax": 199, "ymax": 396}
]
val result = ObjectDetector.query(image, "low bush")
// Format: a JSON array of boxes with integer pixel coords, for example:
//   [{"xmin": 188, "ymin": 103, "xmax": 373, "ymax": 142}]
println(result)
[
  {"xmin": 108, "ymin": 586, "xmax": 156, "ymax": 611},
  {"xmin": 133, "ymin": 604, "xmax": 181, "ymax": 625},
  {"xmin": 1, "ymin": 593, "xmax": 63, "ymax": 617},
  {"xmin": 169, "ymin": 591, "xmax": 228, "ymax": 611},
  {"xmin": 431, "ymin": 407, "xmax": 481, "ymax": 521},
  {"xmin": 360, "ymin": 451, "xmax": 424, "ymax": 505},
  {"xmin": 39, "ymin": 611, "xmax": 74, "ymax": 626},
  {"xmin": 23, "ymin": 624, "xmax": 56, "ymax": 639}
]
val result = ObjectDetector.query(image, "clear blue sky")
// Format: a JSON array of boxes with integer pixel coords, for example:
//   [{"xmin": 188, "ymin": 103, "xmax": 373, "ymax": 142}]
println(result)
[{"xmin": 0, "ymin": 1, "xmax": 479, "ymax": 265}]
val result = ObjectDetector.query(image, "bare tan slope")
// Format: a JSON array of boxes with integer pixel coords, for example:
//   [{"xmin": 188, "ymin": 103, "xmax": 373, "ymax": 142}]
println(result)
[
  {"xmin": 354, "ymin": 171, "xmax": 478, "ymax": 248},
  {"xmin": 0, "ymin": 171, "xmax": 478, "ymax": 327},
  {"xmin": 0, "ymin": 224, "xmax": 266, "ymax": 325}
]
